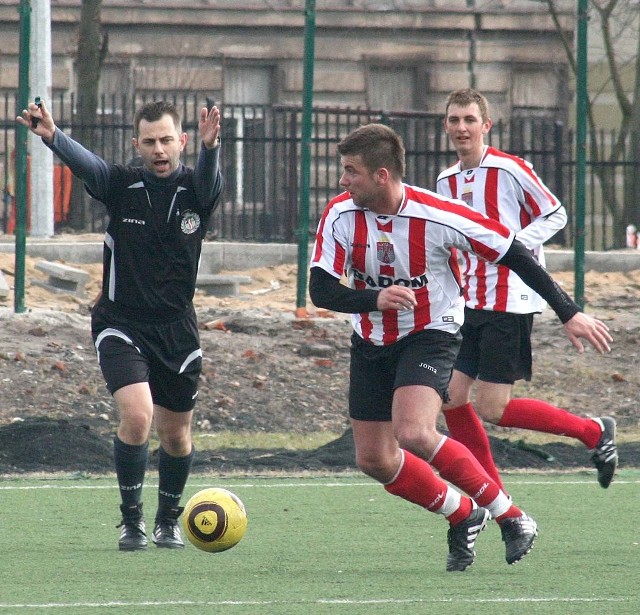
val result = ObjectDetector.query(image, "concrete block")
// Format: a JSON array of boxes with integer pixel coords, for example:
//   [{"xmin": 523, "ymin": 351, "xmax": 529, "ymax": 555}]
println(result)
[
  {"xmin": 33, "ymin": 261, "xmax": 90, "ymax": 297},
  {"xmin": 196, "ymin": 274, "xmax": 253, "ymax": 297},
  {"xmin": 199, "ymin": 243, "xmax": 224, "ymax": 274},
  {"xmin": 0, "ymin": 270, "xmax": 9, "ymax": 299},
  {"xmin": 219, "ymin": 242, "xmax": 300, "ymax": 271}
]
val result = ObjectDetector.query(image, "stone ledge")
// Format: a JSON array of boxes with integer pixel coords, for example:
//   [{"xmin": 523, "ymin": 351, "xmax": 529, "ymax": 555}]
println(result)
[
  {"xmin": 1, "ymin": 240, "xmax": 639, "ymax": 273},
  {"xmin": 34, "ymin": 261, "xmax": 90, "ymax": 297},
  {"xmin": 195, "ymin": 274, "xmax": 253, "ymax": 297}
]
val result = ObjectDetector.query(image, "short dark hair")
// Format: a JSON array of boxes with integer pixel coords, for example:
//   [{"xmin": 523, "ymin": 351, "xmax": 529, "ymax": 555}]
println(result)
[
  {"xmin": 337, "ymin": 123, "xmax": 406, "ymax": 179},
  {"xmin": 445, "ymin": 88, "xmax": 490, "ymax": 123},
  {"xmin": 133, "ymin": 101, "xmax": 182, "ymax": 137}
]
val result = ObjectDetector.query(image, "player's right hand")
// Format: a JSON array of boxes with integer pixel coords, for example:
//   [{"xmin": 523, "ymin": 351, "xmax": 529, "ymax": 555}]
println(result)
[{"xmin": 16, "ymin": 99, "xmax": 56, "ymax": 144}]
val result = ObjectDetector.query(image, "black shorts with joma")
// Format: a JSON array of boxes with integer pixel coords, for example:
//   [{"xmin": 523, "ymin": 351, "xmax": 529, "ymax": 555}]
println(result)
[
  {"xmin": 454, "ymin": 307, "xmax": 534, "ymax": 384},
  {"xmin": 91, "ymin": 305, "xmax": 202, "ymax": 412},
  {"xmin": 348, "ymin": 328, "xmax": 462, "ymax": 422}
]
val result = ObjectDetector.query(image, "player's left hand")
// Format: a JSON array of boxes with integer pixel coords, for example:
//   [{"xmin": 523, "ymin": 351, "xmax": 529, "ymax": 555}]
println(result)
[
  {"xmin": 199, "ymin": 105, "xmax": 221, "ymax": 149},
  {"xmin": 563, "ymin": 312, "xmax": 612, "ymax": 354}
]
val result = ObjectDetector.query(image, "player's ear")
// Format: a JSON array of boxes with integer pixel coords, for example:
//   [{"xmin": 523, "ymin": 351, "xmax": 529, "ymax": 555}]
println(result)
[
  {"xmin": 179, "ymin": 132, "xmax": 188, "ymax": 151},
  {"xmin": 131, "ymin": 137, "xmax": 139, "ymax": 151},
  {"xmin": 375, "ymin": 168, "xmax": 390, "ymax": 184},
  {"xmin": 482, "ymin": 118, "xmax": 493, "ymax": 134}
]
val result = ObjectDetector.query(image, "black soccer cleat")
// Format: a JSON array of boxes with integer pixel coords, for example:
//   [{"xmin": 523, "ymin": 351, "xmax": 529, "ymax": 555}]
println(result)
[
  {"xmin": 152, "ymin": 506, "xmax": 185, "ymax": 549},
  {"xmin": 499, "ymin": 512, "xmax": 537, "ymax": 565},
  {"xmin": 591, "ymin": 417, "xmax": 618, "ymax": 489},
  {"xmin": 446, "ymin": 506, "xmax": 490, "ymax": 572},
  {"xmin": 117, "ymin": 503, "xmax": 148, "ymax": 551}
]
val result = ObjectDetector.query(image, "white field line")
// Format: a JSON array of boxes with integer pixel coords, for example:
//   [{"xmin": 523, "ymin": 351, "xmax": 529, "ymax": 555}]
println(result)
[
  {"xmin": 0, "ymin": 478, "xmax": 638, "ymax": 491},
  {"xmin": 0, "ymin": 596, "xmax": 633, "ymax": 610}
]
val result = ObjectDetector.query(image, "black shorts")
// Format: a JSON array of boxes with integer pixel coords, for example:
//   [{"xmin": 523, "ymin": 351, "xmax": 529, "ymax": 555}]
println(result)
[
  {"xmin": 91, "ymin": 305, "xmax": 202, "ymax": 412},
  {"xmin": 454, "ymin": 308, "xmax": 534, "ymax": 384},
  {"xmin": 348, "ymin": 329, "xmax": 461, "ymax": 422}
]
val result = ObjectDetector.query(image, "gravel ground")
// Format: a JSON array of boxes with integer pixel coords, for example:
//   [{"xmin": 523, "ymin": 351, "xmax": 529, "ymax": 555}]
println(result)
[{"xmin": 0, "ymin": 254, "xmax": 639, "ymax": 475}]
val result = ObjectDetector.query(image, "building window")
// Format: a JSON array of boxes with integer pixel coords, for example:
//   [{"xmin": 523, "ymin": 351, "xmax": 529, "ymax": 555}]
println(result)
[
  {"xmin": 366, "ymin": 65, "xmax": 424, "ymax": 111},
  {"xmin": 99, "ymin": 62, "xmax": 131, "ymax": 100},
  {"xmin": 221, "ymin": 65, "xmax": 275, "ymax": 229},
  {"xmin": 510, "ymin": 65, "xmax": 566, "ymax": 120},
  {"xmin": 224, "ymin": 66, "xmax": 274, "ymax": 105}
]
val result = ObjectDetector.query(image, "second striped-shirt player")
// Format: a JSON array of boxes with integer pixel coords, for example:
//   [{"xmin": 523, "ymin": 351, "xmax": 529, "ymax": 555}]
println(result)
[{"xmin": 437, "ymin": 88, "xmax": 618, "ymax": 493}]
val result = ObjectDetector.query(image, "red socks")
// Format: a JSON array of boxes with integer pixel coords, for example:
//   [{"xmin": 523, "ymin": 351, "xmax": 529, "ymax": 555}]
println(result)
[
  {"xmin": 384, "ymin": 443, "xmax": 521, "ymax": 523},
  {"xmin": 444, "ymin": 397, "xmax": 603, "ymax": 488},
  {"xmin": 431, "ymin": 437, "xmax": 521, "ymax": 520},
  {"xmin": 384, "ymin": 449, "xmax": 473, "ymax": 525},
  {"xmin": 430, "ymin": 437, "xmax": 500, "ymax": 506},
  {"xmin": 444, "ymin": 403, "xmax": 504, "ymax": 489},
  {"xmin": 499, "ymin": 399, "xmax": 602, "ymax": 448}
]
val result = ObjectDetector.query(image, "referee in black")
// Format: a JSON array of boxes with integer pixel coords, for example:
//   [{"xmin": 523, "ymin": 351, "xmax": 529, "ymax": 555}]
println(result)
[{"xmin": 18, "ymin": 99, "xmax": 224, "ymax": 551}]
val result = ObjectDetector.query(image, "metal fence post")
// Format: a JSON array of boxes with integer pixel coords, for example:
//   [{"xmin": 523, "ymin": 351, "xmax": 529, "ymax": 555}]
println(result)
[{"xmin": 14, "ymin": 0, "xmax": 31, "ymax": 314}]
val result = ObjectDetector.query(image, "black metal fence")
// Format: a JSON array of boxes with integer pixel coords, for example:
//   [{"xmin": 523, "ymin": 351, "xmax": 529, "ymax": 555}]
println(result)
[{"xmin": 2, "ymin": 92, "xmax": 638, "ymax": 249}]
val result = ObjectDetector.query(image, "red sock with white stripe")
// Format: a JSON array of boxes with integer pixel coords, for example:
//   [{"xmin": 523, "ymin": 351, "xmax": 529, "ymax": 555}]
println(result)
[
  {"xmin": 384, "ymin": 449, "xmax": 473, "ymax": 526},
  {"xmin": 498, "ymin": 399, "xmax": 602, "ymax": 448},
  {"xmin": 444, "ymin": 403, "xmax": 505, "ymax": 490},
  {"xmin": 430, "ymin": 436, "xmax": 521, "ymax": 521}
]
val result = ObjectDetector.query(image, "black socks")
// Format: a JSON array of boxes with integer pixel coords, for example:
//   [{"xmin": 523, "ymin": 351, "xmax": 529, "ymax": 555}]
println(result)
[
  {"xmin": 157, "ymin": 445, "xmax": 194, "ymax": 518},
  {"xmin": 114, "ymin": 436, "xmax": 148, "ymax": 508}
]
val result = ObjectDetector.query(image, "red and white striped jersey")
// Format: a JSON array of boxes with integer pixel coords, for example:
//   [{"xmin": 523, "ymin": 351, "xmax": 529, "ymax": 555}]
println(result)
[
  {"xmin": 436, "ymin": 146, "xmax": 566, "ymax": 314},
  {"xmin": 311, "ymin": 183, "xmax": 515, "ymax": 346}
]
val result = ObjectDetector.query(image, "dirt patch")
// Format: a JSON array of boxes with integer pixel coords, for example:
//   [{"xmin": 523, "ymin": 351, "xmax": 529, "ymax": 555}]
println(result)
[{"xmin": 0, "ymin": 249, "xmax": 639, "ymax": 476}]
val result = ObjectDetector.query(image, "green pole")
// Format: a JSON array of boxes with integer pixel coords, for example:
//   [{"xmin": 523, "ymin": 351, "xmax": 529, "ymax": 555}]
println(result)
[
  {"xmin": 15, "ymin": 0, "xmax": 31, "ymax": 314},
  {"xmin": 295, "ymin": 0, "xmax": 316, "ymax": 312},
  {"xmin": 574, "ymin": 0, "xmax": 588, "ymax": 309}
]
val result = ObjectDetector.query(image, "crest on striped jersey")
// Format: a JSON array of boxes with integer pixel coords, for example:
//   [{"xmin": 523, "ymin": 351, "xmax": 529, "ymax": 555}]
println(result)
[{"xmin": 376, "ymin": 241, "xmax": 395, "ymax": 264}]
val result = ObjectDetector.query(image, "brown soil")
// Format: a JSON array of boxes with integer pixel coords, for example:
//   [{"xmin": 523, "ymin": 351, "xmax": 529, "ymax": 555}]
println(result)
[{"xmin": 1, "ymin": 249, "xmax": 639, "ymax": 476}]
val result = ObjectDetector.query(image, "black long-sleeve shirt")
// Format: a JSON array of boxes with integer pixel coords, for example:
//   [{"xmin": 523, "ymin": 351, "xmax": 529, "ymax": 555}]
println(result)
[{"xmin": 48, "ymin": 129, "xmax": 223, "ymax": 322}]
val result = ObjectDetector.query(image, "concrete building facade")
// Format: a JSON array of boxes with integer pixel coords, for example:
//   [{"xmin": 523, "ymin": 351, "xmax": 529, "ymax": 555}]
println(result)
[{"xmin": 0, "ymin": 0, "xmax": 576, "ymax": 123}]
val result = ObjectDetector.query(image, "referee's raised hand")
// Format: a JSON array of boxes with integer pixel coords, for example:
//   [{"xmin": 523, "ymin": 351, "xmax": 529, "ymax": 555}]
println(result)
[
  {"xmin": 199, "ymin": 105, "xmax": 221, "ymax": 149},
  {"xmin": 16, "ymin": 98, "xmax": 56, "ymax": 145}
]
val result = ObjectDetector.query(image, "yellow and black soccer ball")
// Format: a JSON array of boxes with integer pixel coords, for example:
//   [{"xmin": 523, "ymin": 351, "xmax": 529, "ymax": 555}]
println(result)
[{"xmin": 182, "ymin": 487, "xmax": 248, "ymax": 552}]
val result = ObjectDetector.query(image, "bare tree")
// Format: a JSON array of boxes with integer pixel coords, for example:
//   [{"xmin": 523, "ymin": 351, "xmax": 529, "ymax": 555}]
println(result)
[
  {"xmin": 546, "ymin": 0, "xmax": 640, "ymax": 246},
  {"xmin": 67, "ymin": 0, "xmax": 107, "ymax": 230}
]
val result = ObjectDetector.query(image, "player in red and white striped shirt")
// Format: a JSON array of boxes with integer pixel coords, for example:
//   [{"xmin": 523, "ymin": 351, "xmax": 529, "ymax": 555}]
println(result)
[
  {"xmin": 310, "ymin": 123, "xmax": 611, "ymax": 570},
  {"xmin": 437, "ymin": 88, "xmax": 618, "ymax": 491}
]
